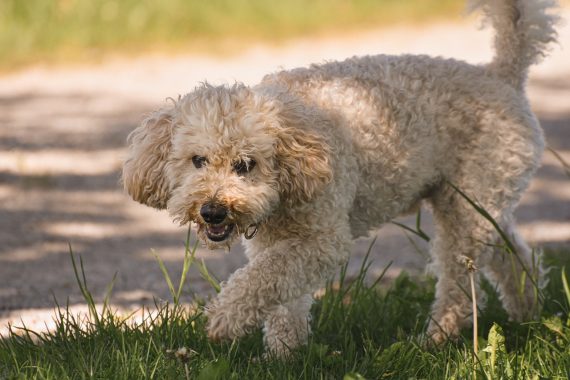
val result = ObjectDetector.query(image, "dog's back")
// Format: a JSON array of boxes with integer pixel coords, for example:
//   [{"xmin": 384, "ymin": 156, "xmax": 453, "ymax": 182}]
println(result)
[{"xmin": 260, "ymin": 0, "xmax": 558, "ymax": 236}]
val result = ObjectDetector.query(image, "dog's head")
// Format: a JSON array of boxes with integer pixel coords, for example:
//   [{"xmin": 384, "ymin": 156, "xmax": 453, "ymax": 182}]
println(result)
[{"xmin": 122, "ymin": 83, "xmax": 332, "ymax": 248}]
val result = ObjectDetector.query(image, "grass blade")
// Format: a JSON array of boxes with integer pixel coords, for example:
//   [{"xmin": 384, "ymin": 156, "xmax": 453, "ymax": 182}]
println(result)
[
  {"xmin": 562, "ymin": 266, "xmax": 570, "ymax": 309},
  {"xmin": 198, "ymin": 259, "xmax": 221, "ymax": 293},
  {"xmin": 176, "ymin": 225, "xmax": 198, "ymax": 303},
  {"xmin": 102, "ymin": 272, "xmax": 118, "ymax": 317},
  {"xmin": 69, "ymin": 244, "xmax": 100, "ymax": 325},
  {"xmin": 548, "ymin": 146, "xmax": 570, "ymax": 179},
  {"xmin": 153, "ymin": 248, "xmax": 177, "ymax": 303},
  {"xmin": 392, "ymin": 209, "xmax": 430, "ymax": 242}
]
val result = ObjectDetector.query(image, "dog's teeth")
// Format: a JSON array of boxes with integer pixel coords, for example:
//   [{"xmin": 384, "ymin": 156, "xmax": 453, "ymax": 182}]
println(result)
[{"xmin": 206, "ymin": 224, "xmax": 233, "ymax": 241}]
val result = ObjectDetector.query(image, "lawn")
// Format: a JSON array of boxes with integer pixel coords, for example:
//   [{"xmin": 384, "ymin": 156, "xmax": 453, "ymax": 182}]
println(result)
[
  {"xmin": 1, "ymin": 231, "xmax": 569, "ymax": 379},
  {"xmin": 0, "ymin": 0, "xmax": 463, "ymax": 70}
]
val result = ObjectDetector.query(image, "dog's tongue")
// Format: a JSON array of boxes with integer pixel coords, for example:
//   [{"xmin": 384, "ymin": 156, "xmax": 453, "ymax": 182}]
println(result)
[{"xmin": 208, "ymin": 225, "xmax": 226, "ymax": 234}]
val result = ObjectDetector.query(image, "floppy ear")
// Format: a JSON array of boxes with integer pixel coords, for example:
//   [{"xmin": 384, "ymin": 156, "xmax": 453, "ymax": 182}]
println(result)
[
  {"xmin": 275, "ymin": 127, "xmax": 333, "ymax": 204},
  {"xmin": 122, "ymin": 109, "xmax": 175, "ymax": 209}
]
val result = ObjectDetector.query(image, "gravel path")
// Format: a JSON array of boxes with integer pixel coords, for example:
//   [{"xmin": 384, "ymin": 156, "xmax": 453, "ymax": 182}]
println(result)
[{"xmin": 1, "ymin": 11, "xmax": 569, "ymax": 334}]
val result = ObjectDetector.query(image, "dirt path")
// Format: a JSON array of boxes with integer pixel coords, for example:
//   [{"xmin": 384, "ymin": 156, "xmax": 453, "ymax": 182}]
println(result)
[{"xmin": 1, "ymin": 12, "xmax": 569, "ymax": 334}]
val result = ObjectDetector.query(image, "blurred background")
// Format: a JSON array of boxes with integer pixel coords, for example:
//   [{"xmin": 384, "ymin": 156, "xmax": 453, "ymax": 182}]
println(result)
[
  {"xmin": 1, "ymin": 0, "xmax": 569, "ymax": 333},
  {"xmin": 0, "ymin": 0, "xmax": 463, "ymax": 70}
]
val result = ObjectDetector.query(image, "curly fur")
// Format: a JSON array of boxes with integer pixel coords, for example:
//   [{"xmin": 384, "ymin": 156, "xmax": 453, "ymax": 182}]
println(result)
[{"xmin": 122, "ymin": 0, "xmax": 559, "ymax": 355}]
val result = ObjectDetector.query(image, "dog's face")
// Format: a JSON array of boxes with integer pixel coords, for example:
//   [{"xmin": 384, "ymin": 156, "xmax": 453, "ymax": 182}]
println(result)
[
  {"xmin": 123, "ymin": 83, "xmax": 332, "ymax": 248},
  {"xmin": 166, "ymin": 85, "xmax": 283, "ymax": 248}
]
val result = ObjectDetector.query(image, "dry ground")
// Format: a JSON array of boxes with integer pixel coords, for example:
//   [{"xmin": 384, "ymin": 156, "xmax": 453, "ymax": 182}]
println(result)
[{"xmin": 1, "ymin": 12, "xmax": 569, "ymax": 333}]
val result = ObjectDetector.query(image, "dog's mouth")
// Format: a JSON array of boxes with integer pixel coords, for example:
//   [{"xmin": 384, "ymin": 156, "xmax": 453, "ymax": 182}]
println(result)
[{"xmin": 205, "ymin": 223, "xmax": 235, "ymax": 242}]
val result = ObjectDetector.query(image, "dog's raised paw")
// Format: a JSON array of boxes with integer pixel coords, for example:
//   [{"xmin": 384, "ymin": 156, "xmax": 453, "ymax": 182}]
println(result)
[{"xmin": 205, "ymin": 301, "xmax": 251, "ymax": 342}]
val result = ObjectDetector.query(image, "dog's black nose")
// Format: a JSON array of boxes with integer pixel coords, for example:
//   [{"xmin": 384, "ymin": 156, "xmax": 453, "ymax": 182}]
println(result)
[{"xmin": 200, "ymin": 203, "xmax": 228, "ymax": 224}]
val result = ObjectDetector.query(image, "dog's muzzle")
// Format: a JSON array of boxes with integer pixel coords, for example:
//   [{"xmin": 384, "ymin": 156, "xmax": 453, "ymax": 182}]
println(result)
[
  {"xmin": 200, "ymin": 203, "xmax": 228, "ymax": 225},
  {"xmin": 200, "ymin": 202, "xmax": 234, "ymax": 242},
  {"xmin": 199, "ymin": 203, "xmax": 259, "ymax": 242}
]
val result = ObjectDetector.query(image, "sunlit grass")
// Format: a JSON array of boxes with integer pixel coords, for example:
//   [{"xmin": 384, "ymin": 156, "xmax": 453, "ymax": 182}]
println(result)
[
  {"xmin": 1, "ymin": 234, "xmax": 569, "ymax": 378},
  {"xmin": 0, "ymin": 0, "xmax": 463, "ymax": 70}
]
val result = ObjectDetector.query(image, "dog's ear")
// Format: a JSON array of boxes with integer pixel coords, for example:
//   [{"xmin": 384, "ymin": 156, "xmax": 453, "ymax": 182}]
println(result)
[
  {"xmin": 122, "ymin": 109, "xmax": 176, "ymax": 209},
  {"xmin": 275, "ymin": 126, "xmax": 333, "ymax": 204}
]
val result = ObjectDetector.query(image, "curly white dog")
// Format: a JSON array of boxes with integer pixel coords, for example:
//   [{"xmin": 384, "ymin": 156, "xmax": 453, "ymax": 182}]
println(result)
[{"xmin": 123, "ymin": 0, "xmax": 559, "ymax": 356}]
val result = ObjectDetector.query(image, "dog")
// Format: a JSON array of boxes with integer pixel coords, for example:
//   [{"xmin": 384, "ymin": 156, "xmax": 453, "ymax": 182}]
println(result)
[{"xmin": 123, "ymin": 0, "xmax": 559, "ymax": 356}]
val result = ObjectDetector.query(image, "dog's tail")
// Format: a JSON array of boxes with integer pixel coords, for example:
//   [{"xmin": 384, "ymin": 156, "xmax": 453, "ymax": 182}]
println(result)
[{"xmin": 469, "ymin": 0, "xmax": 559, "ymax": 91}]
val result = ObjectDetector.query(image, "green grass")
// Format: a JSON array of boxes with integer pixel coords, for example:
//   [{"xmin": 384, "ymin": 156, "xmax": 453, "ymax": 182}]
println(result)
[
  {"xmin": 2, "ymin": 182, "xmax": 570, "ymax": 379},
  {"xmin": 0, "ymin": 0, "xmax": 463, "ymax": 71},
  {"xmin": 1, "ymin": 238, "xmax": 569, "ymax": 379}
]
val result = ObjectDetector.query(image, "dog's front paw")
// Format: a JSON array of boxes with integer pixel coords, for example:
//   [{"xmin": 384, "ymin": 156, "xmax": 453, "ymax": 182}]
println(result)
[
  {"xmin": 205, "ymin": 300, "xmax": 252, "ymax": 342},
  {"xmin": 205, "ymin": 301, "xmax": 234, "ymax": 341}
]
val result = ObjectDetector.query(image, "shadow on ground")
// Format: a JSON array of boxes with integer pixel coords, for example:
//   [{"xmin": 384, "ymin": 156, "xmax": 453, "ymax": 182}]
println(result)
[{"xmin": 0, "ymin": 73, "xmax": 568, "ymax": 322}]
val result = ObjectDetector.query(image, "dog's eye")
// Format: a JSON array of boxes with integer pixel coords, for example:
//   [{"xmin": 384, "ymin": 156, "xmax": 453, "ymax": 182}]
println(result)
[
  {"xmin": 233, "ymin": 159, "xmax": 256, "ymax": 175},
  {"xmin": 192, "ymin": 155, "xmax": 208, "ymax": 169}
]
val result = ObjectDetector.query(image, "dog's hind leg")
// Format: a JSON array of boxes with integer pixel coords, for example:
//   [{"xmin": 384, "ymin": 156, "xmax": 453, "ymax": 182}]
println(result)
[
  {"xmin": 480, "ymin": 217, "xmax": 540, "ymax": 322},
  {"xmin": 425, "ymin": 104, "xmax": 543, "ymax": 344},
  {"xmin": 426, "ymin": 184, "xmax": 495, "ymax": 344},
  {"xmin": 262, "ymin": 294, "xmax": 313, "ymax": 357}
]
